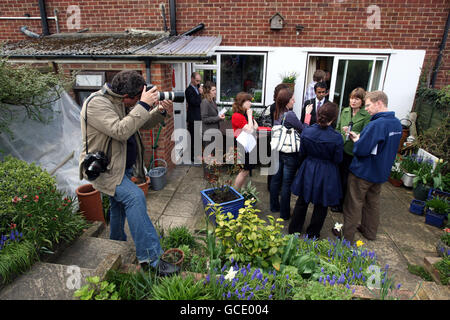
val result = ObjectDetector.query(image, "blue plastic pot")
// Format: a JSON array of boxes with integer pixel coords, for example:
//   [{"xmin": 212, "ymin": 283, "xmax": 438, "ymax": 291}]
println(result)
[
  {"xmin": 425, "ymin": 209, "xmax": 446, "ymax": 228},
  {"xmin": 409, "ymin": 199, "xmax": 426, "ymax": 215},
  {"xmin": 200, "ymin": 185, "xmax": 244, "ymax": 225}
]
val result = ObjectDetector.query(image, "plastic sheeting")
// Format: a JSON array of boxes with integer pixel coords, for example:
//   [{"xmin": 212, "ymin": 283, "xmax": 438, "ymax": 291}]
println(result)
[{"xmin": 0, "ymin": 90, "xmax": 89, "ymax": 197}]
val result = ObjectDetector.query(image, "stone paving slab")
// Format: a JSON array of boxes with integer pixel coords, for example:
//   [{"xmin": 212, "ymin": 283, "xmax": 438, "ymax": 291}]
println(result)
[
  {"xmin": 0, "ymin": 262, "xmax": 95, "ymax": 300},
  {"xmin": 55, "ymin": 236, "xmax": 136, "ymax": 269}
]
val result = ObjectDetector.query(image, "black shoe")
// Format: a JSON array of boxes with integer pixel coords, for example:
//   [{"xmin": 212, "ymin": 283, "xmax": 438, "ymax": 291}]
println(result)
[
  {"xmin": 331, "ymin": 228, "xmax": 341, "ymax": 237},
  {"xmin": 330, "ymin": 206, "xmax": 343, "ymax": 213},
  {"xmin": 155, "ymin": 259, "xmax": 180, "ymax": 277}
]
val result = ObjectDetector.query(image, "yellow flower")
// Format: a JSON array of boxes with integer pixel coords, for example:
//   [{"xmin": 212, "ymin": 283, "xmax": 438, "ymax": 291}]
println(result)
[
  {"xmin": 440, "ymin": 159, "xmax": 444, "ymax": 163},
  {"xmin": 356, "ymin": 240, "xmax": 364, "ymax": 247}
]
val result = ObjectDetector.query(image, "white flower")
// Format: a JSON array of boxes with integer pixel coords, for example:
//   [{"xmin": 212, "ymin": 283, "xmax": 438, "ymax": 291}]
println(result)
[
  {"xmin": 334, "ymin": 222, "xmax": 343, "ymax": 232},
  {"xmin": 224, "ymin": 267, "xmax": 238, "ymax": 281}
]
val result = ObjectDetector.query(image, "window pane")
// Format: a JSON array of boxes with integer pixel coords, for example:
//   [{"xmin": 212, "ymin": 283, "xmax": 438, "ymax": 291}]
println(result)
[
  {"xmin": 371, "ymin": 60, "xmax": 384, "ymax": 91},
  {"xmin": 197, "ymin": 69, "xmax": 217, "ymax": 84},
  {"xmin": 220, "ymin": 54, "xmax": 264, "ymax": 103}
]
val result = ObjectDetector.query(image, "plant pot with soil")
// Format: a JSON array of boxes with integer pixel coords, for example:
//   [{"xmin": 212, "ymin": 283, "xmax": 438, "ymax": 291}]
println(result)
[
  {"xmin": 161, "ymin": 248, "xmax": 185, "ymax": 267},
  {"xmin": 131, "ymin": 176, "xmax": 150, "ymax": 196}
]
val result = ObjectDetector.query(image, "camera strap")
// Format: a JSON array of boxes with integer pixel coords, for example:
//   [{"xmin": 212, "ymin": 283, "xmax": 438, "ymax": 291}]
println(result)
[{"xmin": 83, "ymin": 91, "xmax": 104, "ymax": 155}]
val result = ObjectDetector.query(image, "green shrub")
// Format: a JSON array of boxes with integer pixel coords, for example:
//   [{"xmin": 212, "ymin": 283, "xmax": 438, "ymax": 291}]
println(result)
[
  {"xmin": 407, "ymin": 264, "xmax": 433, "ymax": 282},
  {"xmin": 0, "ymin": 240, "xmax": 37, "ymax": 284},
  {"xmin": 74, "ymin": 276, "xmax": 119, "ymax": 300},
  {"xmin": 292, "ymin": 280, "xmax": 353, "ymax": 300},
  {"xmin": 150, "ymin": 274, "xmax": 211, "ymax": 300},
  {"xmin": 213, "ymin": 201, "xmax": 287, "ymax": 270},
  {"xmin": 0, "ymin": 156, "xmax": 88, "ymax": 250},
  {"xmin": 162, "ymin": 225, "xmax": 197, "ymax": 250},
  {"xmin": 434, "ymin": 257, "xmax": 450, "ymax": 285},
  {"xmin": 105, "ymin": 269, "xmax": 157, "ymax": 300}
]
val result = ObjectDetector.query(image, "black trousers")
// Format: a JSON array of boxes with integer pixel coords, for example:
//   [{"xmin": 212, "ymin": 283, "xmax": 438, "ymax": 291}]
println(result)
[{"xmin": 288, "ymin": 196, "xmax": 328, "ymax": 239}]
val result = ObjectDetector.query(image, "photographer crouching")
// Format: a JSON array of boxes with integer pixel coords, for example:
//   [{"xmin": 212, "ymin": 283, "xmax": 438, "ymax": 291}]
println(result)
[{"xmin": 79, "ymin": 70, "xmax": 179, "ymax": 276}]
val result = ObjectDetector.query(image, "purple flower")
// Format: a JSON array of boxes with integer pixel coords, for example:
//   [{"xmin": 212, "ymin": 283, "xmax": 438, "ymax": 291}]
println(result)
[
  {"xmin": 227, "ymin": 291, "xmax": 231, "ymax": 298},
  {"xmin": 397, "ymin": 284, "xmax": 402, "ymax": 290},
  {"xmin": 268, "ymin": 294, "xmax": 273, "ymax": 299}
]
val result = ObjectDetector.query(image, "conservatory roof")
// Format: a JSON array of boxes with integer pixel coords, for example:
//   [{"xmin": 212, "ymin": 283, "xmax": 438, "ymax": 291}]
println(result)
[{"xmin": 1, "ymin": 31, "xmax": 222, "ymax": 61}]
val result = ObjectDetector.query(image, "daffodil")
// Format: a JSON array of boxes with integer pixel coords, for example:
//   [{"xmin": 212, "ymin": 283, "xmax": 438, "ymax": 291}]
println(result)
[
  {"xmin": 356, "ymin": 240, "xmax": 364, "ymax": 247},
  {"xmin": 334, "ymin": 222, "xmax": 343, "ymax": 232},
  {"xmin": 224, "ymin": 267, "xmax": 238, "ymax": 281}
]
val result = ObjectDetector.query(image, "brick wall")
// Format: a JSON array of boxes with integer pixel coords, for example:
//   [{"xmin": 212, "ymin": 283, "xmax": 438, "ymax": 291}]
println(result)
[{"xmin": 1, "ymin": 0, "xmax": 448, "ymax": 87}]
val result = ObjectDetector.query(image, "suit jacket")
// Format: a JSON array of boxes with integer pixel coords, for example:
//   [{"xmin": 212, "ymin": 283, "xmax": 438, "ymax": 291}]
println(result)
[
  {"xmin": 185, "ymin": 85, "xmax": 202, "ymax": 123},
  {"xmin": 201, "ymin": 98, "xmax": 222, "ymax": 132},
  {"xmin": 300, "ymin": 97, "xmax": 329, "ymax": 125}
]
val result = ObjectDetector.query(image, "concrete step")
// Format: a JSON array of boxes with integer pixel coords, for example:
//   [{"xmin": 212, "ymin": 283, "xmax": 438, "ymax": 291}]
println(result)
[
  {"xmin": 414, "ymin": 280, "xmax": 450, "ymax": 300},
  {"xmin": 0, "ymin": 262, "xmax": 95, "ymax": 300},
  {"xmin": 54, "ymin": 236, "xmax": 136, "ymax": 269}
]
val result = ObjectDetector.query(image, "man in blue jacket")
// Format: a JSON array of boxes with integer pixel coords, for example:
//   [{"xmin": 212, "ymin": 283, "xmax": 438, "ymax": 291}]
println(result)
[{"xmin": 342, "ymin": 91, "xmax": 402, "ymax": 244}]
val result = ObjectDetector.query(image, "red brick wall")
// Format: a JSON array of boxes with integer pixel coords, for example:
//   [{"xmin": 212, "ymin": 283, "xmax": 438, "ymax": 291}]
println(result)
[{"xmin": 1, "ymin": 0, "xmax": 448, "ymax": 85}]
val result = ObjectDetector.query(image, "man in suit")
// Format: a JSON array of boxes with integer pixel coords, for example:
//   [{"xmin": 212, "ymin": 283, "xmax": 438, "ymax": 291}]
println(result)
[
  {"xmin": 185, "ymin": 72, "xmax": 203, "ymax": 163},
  {"xmin": 301, "ymin": 82, "xmax": 328, "ymax": 125}
]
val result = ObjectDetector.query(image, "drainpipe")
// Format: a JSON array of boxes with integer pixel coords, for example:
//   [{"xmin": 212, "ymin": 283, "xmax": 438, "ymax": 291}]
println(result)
[
  {"xmin": 38, "ymin": 0, "xmax": 50, "ymax": 36},
  {"xmin": 430, "ymin": 9, "xmax": 450, "ymax": 88},
  {"xmin": 20, "ymin": 26, "xmax": 41, "ymax": 38},
  {"xmin": 181, "ymin": 23, "xmax": 205, "ymax": 36},
  {"xmin": 145, "ymin": 58, "xmax": 152, "ymax": 84},
  {"xmin": 169, "ymin": 0, "xmax": 177, "ymax": 36}
]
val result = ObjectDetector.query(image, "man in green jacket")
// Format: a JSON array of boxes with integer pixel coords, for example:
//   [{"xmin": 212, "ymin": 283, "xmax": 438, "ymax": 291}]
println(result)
[{"xmin": 79, "ymin": 70, "xmax": 179, "ymax": 276}]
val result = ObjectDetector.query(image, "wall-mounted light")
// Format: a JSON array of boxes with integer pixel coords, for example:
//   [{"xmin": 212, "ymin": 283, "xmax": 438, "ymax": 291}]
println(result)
[{"xmin": 296, "ymin": 25, "xmax": 304, "ymax": 35}]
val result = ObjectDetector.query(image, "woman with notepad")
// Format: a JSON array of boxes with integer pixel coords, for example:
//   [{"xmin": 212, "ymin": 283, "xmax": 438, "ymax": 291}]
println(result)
[
  {"xmin": 231, "ymin": 92, "xmax": 258, "ymax": 190},
  {"xmin": 201, "ymin": 82, "xmax": 225, "ymax": 154}
]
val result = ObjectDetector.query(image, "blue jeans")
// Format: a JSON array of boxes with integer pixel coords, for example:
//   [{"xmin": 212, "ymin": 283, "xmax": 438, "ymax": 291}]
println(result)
[
  {"xmin": 269, "ymin": 152, "xmax": 301, "ymax": 219},
  {"xmin": 109, "ymin": 168, "xmax": 163, "ymax": 267}
]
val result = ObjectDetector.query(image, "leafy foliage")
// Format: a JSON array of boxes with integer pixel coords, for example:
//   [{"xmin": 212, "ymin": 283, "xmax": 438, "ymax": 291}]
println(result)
[
  {"xmin": 213, "ymin": 201, "xmax": 287, "ymax": 270},
  {"xmin": 0, "ymin": 57, "xmax": 72, "ymax": 137},
  {"xmin": 74, "ymin": 276, "xmax": 120, "ymax": 300},
  {"xmin": 150, "ymin": 274, "xmax": 211, "ymax": 300}
]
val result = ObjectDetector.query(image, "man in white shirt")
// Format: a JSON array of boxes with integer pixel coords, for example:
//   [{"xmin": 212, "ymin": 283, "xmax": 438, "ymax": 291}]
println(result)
[{"xmin": 304, "ymin": 69, "xmax": 326, "ymax": 103}]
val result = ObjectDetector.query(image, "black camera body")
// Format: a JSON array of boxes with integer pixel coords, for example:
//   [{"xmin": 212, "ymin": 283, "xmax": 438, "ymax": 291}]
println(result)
[
  {"xmin": 146, "ymin": 84, "xmax": 185, "ymax": 103},
  {"xmin": 83, "ymin": 151, "xmax": 109, "ymax": 181}
]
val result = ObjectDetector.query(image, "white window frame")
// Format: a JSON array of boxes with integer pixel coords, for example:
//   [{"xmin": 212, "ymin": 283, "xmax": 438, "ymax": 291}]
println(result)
[{"xmin": 194, "ymin": 51, "xmax": 268, "ymax": 106}]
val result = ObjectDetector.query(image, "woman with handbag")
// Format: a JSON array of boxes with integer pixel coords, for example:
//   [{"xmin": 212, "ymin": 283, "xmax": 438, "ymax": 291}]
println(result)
[
  {"xmin": 289, "ymin": 102, "xmax": 343, "ymax": 238},
  {"xmin": 269, "ymin": 88, "xmax": 312, "ymax": 220},
  {"xmin": 231, "ymin": 92, "xmax": 258, "ymax": 190}
]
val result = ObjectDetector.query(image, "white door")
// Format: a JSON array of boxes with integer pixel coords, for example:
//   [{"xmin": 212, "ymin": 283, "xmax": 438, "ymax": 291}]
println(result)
[{"xmin": 172, "ymin": 63, "xmax": 187, "ymax": 162}]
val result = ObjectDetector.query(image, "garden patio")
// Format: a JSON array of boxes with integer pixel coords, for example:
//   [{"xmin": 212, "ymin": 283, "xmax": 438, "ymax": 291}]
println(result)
[{"xmin": 1, "ymin": 163, "xmax": 448, "ymax": 300}]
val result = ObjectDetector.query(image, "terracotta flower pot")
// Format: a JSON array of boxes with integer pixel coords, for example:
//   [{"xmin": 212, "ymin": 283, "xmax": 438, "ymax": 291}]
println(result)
[
  {"xmin": 388, "ymin": 177, "xmax": 403, "ymax": 187},
  {"xmin": 161, "ymin": 248, "xmax": 185, "ymax": 266},
  {"xmin": 131, "ymin": 176, "xmax": 150, "ymax": 196},
  {"xmin": 75, "ymin": 184, "xmax": 105, "ymax": 223}
]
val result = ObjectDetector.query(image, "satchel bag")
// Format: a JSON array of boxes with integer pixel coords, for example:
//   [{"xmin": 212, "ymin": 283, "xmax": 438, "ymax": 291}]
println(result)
[{"xmin": 270, "ymin": 113, "xmax": 301, "ymax": 153}]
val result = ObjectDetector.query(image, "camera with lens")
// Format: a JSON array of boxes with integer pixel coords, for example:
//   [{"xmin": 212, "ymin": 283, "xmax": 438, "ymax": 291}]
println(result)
[
  {"xmin": 146, "ymin": 84, "xmax": 185, "ymax": 103},
  {"xmin": 83, "ymin": 151, "xmax": 109, "ymax": 181}
]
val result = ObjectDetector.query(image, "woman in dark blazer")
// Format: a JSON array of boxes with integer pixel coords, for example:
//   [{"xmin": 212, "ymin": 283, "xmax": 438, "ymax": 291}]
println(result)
[
  {"xmin": 201, "ymin": 81, "xmax": 225, "ymax": 152},
  {"xmin": 289, "ymin": 101, "xmax": 343, "ymax": 239}
]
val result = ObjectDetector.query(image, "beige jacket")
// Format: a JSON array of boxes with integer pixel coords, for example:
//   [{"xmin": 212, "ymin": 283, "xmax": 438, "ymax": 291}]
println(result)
[{"xmin": 79, "ymin": 84, "xmax": 166, "ymax": 196}]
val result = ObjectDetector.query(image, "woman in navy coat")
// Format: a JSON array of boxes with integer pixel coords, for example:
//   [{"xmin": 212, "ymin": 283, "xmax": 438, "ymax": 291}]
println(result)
[{"xmin": 289, "ymin": 102, "xmax": 343, "ymax": 238}]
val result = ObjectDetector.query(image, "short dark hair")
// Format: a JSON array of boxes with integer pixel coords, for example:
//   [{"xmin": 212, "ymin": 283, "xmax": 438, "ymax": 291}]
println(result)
[
  {"xmin": 313, "ymin": 69, "xmax": 326, "ymax": 82},
  {"xmin": 317, "ymin": 102, "xmax": 338, "ymax": 128},
  {"xmin": 111, "ymin": 70, "xmax": 146, "ymax": 97},
  {"xmin": 314, "ymin": 81, "xmax": 327, "ymax": 92}
]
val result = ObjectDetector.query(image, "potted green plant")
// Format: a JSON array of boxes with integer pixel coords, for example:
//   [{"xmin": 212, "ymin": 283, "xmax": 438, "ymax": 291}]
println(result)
[
  {"xmin": 200, "ymin": 149, "xmax": 245, "ymax": 225},
  {"xmin": 400, "ymin": 154, "xmax": 422, "ymax": 187},
  {"xmin": 388, "ymin": 168, "xmax": 403, "ymax": 187},
  {"xmin": 425, "ymin": 196, "xmax": 449, "ymax": 228},
  {"xmin": 280, "ymin": 71, "xmax": 297, "ymax": 91},
  {"xmin": 412, "ymin": 159, "xmax": 434, "ymax": 200}
]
